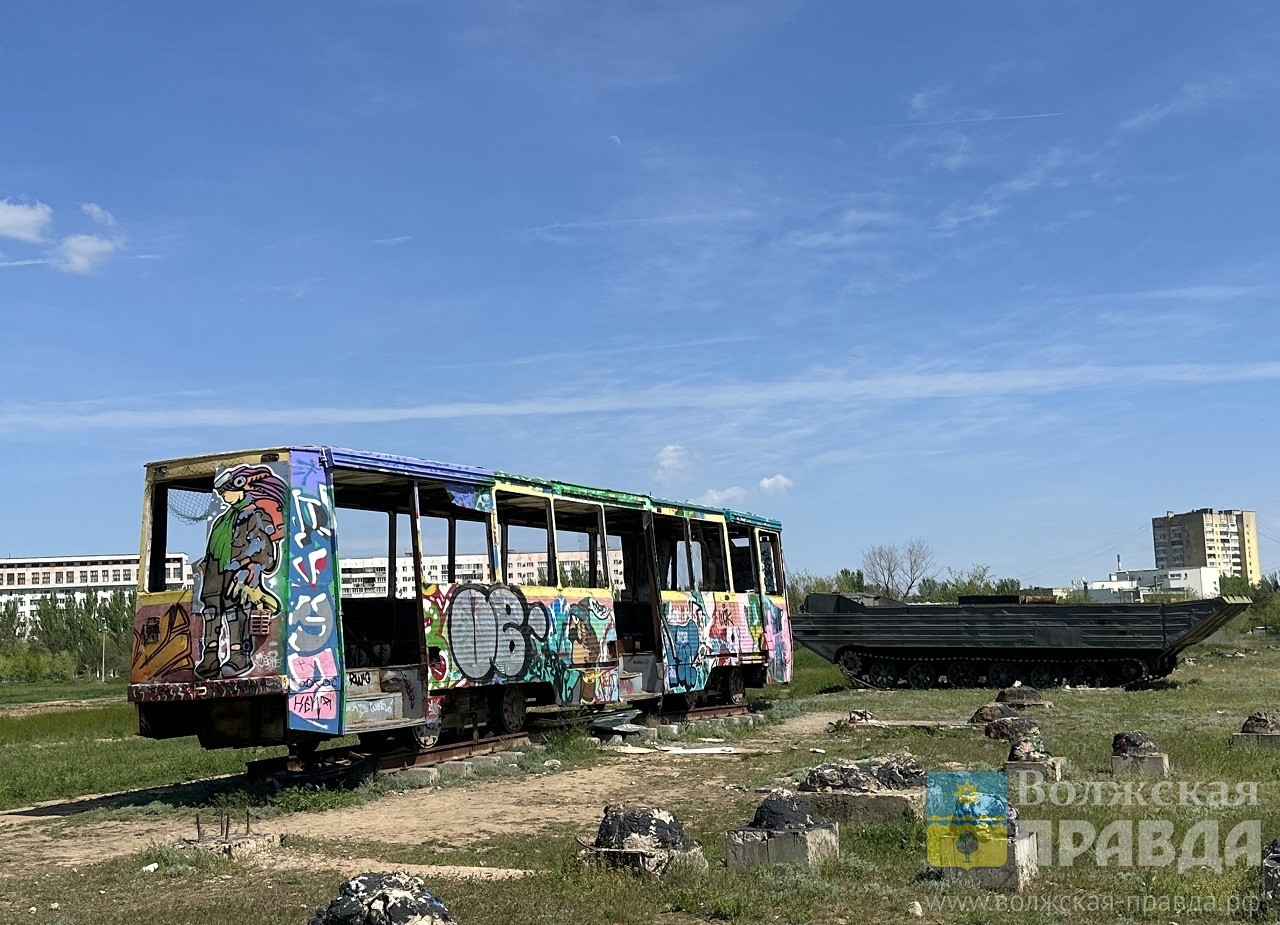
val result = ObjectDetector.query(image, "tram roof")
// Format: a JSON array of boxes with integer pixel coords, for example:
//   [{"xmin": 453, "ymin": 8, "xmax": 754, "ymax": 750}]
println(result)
[{"xmin": 145, "ymin": 445, "xmax": 782, "ymax": 531}]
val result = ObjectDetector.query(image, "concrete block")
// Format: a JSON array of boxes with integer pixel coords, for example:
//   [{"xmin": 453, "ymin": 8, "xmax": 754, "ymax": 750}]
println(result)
[
  {"xmin": 659, "ymin": 724, "xmax": 681, "ymax": 737},
  {"xmin": 469, "ymin": 755, "xmax": 502, "ymax": 768},
  {"xmin": 1232, "ymin": 733, "xmax": 1280, "ymax": 749},
  {"xmin": 939, "ymin": 830, "xmax": 1037, "ymax": 893},
  {"xmin": 630, "ymin": 727, "xmax": 659, "ymax": 743},
  {"xmin": 1005, "ymin": 757, "xmax": 1066, "ymax": 784},
  {"xmin": 801, "ymin": 789, "xmax": 926, "ymax": 826},
  {"xmin": 405, "ymin": 767, "xmax": 440, "ymax": 785},
  {"xmin": 1112, "ymin": 753, "xmax": 1169, "ymax": 777},
  {"xmin": 437, "ymin": 760, "xmax": 474, "ymax": 778},
  {"xmin": 725, "ymin": 824, "xmax": 839, "ymax": 870},
  {"xmin": 495, "ymin": 751, "xmax": 523, "ymax": 765}
]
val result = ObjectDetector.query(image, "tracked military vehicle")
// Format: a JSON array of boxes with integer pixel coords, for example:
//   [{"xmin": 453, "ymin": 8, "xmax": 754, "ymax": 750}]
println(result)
[{"xmin": 794, "ymin": 592, "xmax": 1251, "ymax": 688}]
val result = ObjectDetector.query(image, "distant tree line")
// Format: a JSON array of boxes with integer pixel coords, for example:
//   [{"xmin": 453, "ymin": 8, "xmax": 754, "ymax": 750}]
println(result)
[
  {"xmin": 787, "ymin": 539, "xmax": 1024, "ymax": 613},
  {"xmin": 1221, "ymin": 573, "xmax": 1280, "ymax": 632},
  {"xmin": 0, "ymin": 590, "xmax": 135, "ymax": 683}
]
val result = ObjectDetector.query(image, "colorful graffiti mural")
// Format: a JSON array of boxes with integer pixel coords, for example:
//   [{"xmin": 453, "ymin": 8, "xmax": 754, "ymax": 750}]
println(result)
[
  {"xmin": 285, "ymin": 450, "xmax": 343, "ymax": 734},
  {"xmin": 659, "ymin": 592, "xmax": 771, "ymax": 693},
  {"xmin": 131, "ymin": 592, "xmax": 195, "ymax": 682},
  {"xmin": 423, "ymin": 582, "xmax": 619, "ymax": 705},
  {"xmin": 763, "ymin": 597, "xmax": 792, "ymax": 684},
  {"xmin": 191, "ymin": 463, "xmax": 287, "ymax": 680}
]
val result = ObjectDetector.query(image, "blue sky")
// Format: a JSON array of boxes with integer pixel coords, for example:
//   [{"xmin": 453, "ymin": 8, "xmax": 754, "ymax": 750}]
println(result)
[{"xmin": 2, "ymin": 2, "xmax": 1279, "ymax": 584}]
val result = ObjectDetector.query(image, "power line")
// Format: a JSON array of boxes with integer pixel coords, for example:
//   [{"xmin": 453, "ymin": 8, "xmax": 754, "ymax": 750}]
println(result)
[{"xmin": 1019, "ymin": 524, "xmax": 1151, "ymax": 585}]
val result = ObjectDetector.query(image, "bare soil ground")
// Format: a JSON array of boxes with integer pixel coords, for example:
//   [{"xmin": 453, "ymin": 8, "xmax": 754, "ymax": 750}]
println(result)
[
  {"xmin": 0, "ymin": 698, "xmax": 122, "ymax": 718},
  {"xmin": 0, "ymin": 715, "xmax": 823, "ymax": 884}
]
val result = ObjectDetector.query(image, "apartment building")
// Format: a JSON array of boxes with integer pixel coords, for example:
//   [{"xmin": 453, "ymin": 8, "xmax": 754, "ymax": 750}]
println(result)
[
  {"xmin": 0, "ymin": 553, "xmax": 189, "ymax": 633},
  {"xmin": 339, "ymin": 549, "xmax": 627, "ymax": 597},
  {"xmin": 1152, "ymin": 509, "xmax": 1260, "ymax": 584}
]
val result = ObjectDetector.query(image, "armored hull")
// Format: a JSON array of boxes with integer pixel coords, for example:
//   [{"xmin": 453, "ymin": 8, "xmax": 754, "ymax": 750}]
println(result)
[{"xmin": 794, "ymin": 593, "xmax": 1252, "ymax": 688}]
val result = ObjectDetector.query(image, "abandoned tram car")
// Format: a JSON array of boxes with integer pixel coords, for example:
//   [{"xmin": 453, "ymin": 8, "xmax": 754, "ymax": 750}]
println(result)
[{"xmin": 128, "ymin": 447, "xmax": 791, "ymax": 753}]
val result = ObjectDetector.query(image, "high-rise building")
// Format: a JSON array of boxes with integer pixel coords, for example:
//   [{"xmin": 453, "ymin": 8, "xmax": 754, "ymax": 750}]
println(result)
[{"xmin": 1152, "ymin": 509, "xmax": 1259, "ymax": 584}]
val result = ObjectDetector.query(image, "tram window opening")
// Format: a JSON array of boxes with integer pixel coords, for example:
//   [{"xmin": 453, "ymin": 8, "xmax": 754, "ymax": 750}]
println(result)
[
  {"xmin": 653, "ymin": 515, "xmax": 694, "ymax": 592},
  {"xmin": 150, "ymin": 478, "xmax": 218, "ymax": 592},
  {"xmin": 451, "ymin": 518, "xmax": 492, "ymax": 583},
  {"xmin": 497, "ymin": 492, "xmax": 553, "ymax": 586},
  {"xmin": 552, "ymin": 499, "xmax": 608, "ymax": 588},
  {"xmin": 728, "ymin": 528, "xmax": 758, "ymax": 592},
  {"xmin": 690, "ymin": 521, "xmax": 729, "ymax": 592},
  {"xmin": 759, "ymin": 531, "xmax": 783, "ymax": 595}
]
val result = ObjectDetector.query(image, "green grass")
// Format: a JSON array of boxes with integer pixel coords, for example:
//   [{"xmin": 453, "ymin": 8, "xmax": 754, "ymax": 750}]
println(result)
[
  {"xmin": 6, "ymin": 638, "xmax": 1280, "ymax": 923},
  {"xmin": 0, "ymin": 677, "xmax": 127, "ymax": 706}
]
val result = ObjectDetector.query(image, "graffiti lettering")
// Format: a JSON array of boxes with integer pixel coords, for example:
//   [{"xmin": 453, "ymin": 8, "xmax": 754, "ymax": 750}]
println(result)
[
  {"xmin": 347, "ymin": 671, "xmax": 372, "ymax": 687},
  {"xmin": 446, "ymin": 585, "xmax": 550, "ymax": 682}
]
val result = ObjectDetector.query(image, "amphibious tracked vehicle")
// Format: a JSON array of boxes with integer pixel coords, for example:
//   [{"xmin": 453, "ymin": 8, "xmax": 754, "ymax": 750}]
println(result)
[{"xmin": 794, "ymin": 593, "xmax": 1252, "ymax": 688}]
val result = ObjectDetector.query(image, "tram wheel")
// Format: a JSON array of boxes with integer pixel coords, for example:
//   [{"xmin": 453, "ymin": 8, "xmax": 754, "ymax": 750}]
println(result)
[
  {"xmin": 490, "ymin": 685, "xmax": 528, "ymax": 734},
  {"xmin": 987, "ymin": 661, "xmax": 1018, "ymax": 689},
  {"xmin": 838, "ymin": 651, "xmax": 863, "ymax": 683},
  {"xmin": 402, "ymin": 723, "xmax": 440, "ymax": 751},
  {"xmin": 1071, "ymin": 662, "xmax": 1107, "ymax": 688},
  {"xmin": 906, "ymin": 661, "xmax": 936, "ymax": 690},
  {"xmin": 720, "ymin": 667, "xmax": 746, "ymax": 704},
  {"xmin": 946, "ymin": 660, "xmax": 980, "ymax": 688},
  {"xmin": 1028, "ymin": 663, "xmax": 1061, "ymax": 689},
  {"xmin": 867, "ymin": 660, "xmax": 899, "ymax": 689}
]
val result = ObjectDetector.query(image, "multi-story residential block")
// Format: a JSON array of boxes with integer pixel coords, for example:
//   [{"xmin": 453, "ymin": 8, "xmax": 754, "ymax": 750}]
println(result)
[
  {"xmin": 339, "ymin": 549, "xmax": 626, "ymax": 597},
  {"xmin": 1152, "ymin": 509, "xmax": 1259, "ymax": 584},
  {"xmin": 0, "ymin": 553, "xmax": 189, "ymax": 634}
]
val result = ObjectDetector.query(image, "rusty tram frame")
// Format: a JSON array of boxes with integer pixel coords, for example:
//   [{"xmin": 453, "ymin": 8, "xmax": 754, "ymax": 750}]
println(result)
[{"xmin": 128, "ymin": 446, "xmax": 791, "ymax": 757}]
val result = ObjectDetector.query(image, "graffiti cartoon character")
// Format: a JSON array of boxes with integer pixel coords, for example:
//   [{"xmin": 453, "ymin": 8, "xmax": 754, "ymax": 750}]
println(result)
[{"xmin": 194, "ymin": 465, "xmax": 287, "ymax": 678}]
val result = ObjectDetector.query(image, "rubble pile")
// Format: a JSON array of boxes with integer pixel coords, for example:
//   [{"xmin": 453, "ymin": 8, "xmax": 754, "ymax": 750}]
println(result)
[
  {"xmin": 970, "ymin": 702, "xmax": 1018, "ymax": 724},
  {"xmin": 308, "ymin": 872, "xmax": 455, "ymax": 925},
  {"xmin": 995, "ymin": 687, "xmax": 1043, "ymax": 707},
  {"xmin": 1111, "ymin": 731, "xmax": 1159, "ymax": 758},
  {"xmin": 580, "ymin": 805, "xmax": 706, "ymax": 877},
  {"xmin": 799, "ymin": 752, "xmax": 925, "ymax": 793},
  {"xmin": 1242, "ymin": 712, "xmax": 1280, "ymax": 734},
  {"xmin": 983, "ymin": 717, "xmax": 1040, "ymax": 742},
  {"xmin": 1007, "ymin": 734, "xmax": 1050, "ymax": 762}
]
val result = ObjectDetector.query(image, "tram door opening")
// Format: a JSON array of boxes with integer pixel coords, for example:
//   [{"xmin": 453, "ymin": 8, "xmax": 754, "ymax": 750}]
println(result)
[
  {"xmin": 607, "ymin": 507, "xmax": 663, "ymax": 695},
  {"xmin": 331, "ymin": 472, "xmax": 426, "ymax": 736}
]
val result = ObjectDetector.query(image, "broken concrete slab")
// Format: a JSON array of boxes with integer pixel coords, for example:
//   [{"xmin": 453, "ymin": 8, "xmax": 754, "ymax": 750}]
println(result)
[
  {"xmin": 937, "ymin": 830, "xmax": 1038, "ymax": 893},
  {"xmin": 579, "ymin": 805, "xmax": 707, "ymax": 878},
  {"xmin": 1005, "ymin": 758, "xmax": 1066, "ymax": 784},
  {"xmin": 1112, "ymin": 754, "xmax": 1169, "ymax": 777},
  {"xmin": 726, "ymin": 791, "xmax": 839, "ymax": 870},
  {"xmin": 1232, "ymin": 733, "xmax": 1280, "ymax": 749}
]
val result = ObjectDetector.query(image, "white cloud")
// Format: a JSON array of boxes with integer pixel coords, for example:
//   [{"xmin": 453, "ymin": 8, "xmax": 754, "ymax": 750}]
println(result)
[
  {"xmin": 0, "ymin": 199, "xmax": 53, "ymax": 243},
  {"xmin": 653, "ymin": 444, "xmax": 693, "ymax": 483},
  {"xmin": 699, "ymin": 486, "xmax": 746, "ymax": 507},
  {"xmin": 48, "ymin": 234, "xmax": 123, "ymax": 274},
  {"xmin": 758, "ymin": 473, "xmax": 793, "ymax": 494},
  {"xmin": 372, "ymin": 235, "xmax": 416, "ymax": 246},
  {"xmin": 81, "ymin": 202, "xmax": 117, "ymax": 226}
]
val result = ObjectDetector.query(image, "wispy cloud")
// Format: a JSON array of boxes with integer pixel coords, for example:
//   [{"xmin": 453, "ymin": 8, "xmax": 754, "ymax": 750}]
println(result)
[
  {"xmin": 524, "ymin": 210, "xmax": 754, "ymax": 241},
  {"xmin": 7, "ymin": 359, "xmax": 1280, "ymax": 433},
  {"xmin": 1061, "ymin": 284, "xmax": 1275, "ymax": 303},
  {"xmin": 885, "ymin": 112, "xmax": 1064, "ymax": 129},
  {"xmin": 653, "ymin": 444, "xmax": 694, "ymax": 484},
  {"xmin": 0, "ymin": 199, "xmax": 53, "ymax": 243},
  {"xmin": 81, "ymin": 202, "xmax": 117, "ymax": 227},
  {"xmin": 935, "ymin": 147, "xmax": 1076, "ymax": 232},
  {"xmin": 371, "ymin": 235, "xmax": 416, "ymax": 246},
  {"xmin": 1123, "ymin": 73, "xmax": 1245, "ymax": 130}
]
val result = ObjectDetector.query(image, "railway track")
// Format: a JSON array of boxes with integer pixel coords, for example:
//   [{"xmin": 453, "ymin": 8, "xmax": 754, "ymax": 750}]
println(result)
[{"xmin": 246, "ymin": 702, "xmax": 753, "ymax": 785}]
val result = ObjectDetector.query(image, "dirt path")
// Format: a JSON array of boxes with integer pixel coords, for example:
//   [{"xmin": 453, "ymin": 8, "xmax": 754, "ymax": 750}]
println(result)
[
  {"xmin": 0, "ymin": 714, "xmax": 832, "ymax": 883},
  {"xmin": 0, "ymin": 697, "xmax": 123, "ymax": 718}
]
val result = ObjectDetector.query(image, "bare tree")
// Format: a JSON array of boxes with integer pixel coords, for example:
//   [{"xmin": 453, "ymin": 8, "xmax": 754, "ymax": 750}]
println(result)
[{"xmin": 861, "ymin": 537, "xmax": 936, "ymax": 600}]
